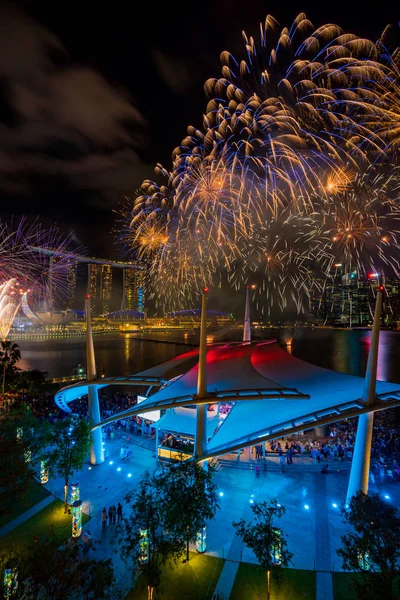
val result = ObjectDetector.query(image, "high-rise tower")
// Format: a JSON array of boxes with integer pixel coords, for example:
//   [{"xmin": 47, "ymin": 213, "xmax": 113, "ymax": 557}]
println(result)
[
  {"xmin": 65, "ymin": 260, "xmax": 78, "ymax": 310},
  {"xmin": 101, "ymin": 265, "xmax": 112, "ymax": 315},
  {"xmin": 88, "ymin": 263, "xmax": 113, "ymax": 315},
  {"xmin": 88, "ymin": 264, "xmax": 101, "ymax": 315},
  {"xmin": 123, "ymin": 268, "xmax": 145, "ymax": 312}
]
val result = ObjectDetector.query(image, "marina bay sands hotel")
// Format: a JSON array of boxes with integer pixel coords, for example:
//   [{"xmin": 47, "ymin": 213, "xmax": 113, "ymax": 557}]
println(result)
[{"xmin": 31, "ymin": 247, "xmax": 145, "ymax": 315}]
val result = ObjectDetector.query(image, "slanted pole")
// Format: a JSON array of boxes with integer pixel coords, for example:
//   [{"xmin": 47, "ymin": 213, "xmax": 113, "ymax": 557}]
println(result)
[
  {"xmin": 195, "ymin": 288, "xmax": 208, "ymax": 457},
  {"xmin": 86, "ymin": 294, "xmax": 104, "ymax": 466},
  {"xmin": 243, "ymin": 286, "xmax": 251, "ymax": 343},
  {"xmin": 346, "ymin": 287, "xmax": 383, "ymax": 502}
]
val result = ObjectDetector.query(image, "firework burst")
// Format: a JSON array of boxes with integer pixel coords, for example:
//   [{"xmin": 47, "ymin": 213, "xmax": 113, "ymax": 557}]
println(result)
[
  {"xmin": 0, "ymin": 279, "xmax": 22, "ymax": 340},
  {"xmin": 311, "ymin": 167, "xmax": 400, "ymax": 277},
  {"xmin": 119, "ymin": 14, "xmax": 400, "ymax": 313},
  {"xmin": 0, "ymin": 218, "xmax": 80, "ymax": 333}
]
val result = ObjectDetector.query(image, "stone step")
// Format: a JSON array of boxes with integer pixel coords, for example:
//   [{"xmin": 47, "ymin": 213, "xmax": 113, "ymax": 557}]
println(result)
[{"xmin": 218, "ymin": 459, "xmax": 352, "ymax": 471}]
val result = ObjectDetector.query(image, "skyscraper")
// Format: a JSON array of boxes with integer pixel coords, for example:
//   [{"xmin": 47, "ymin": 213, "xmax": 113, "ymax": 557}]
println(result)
[
  {"xmin": 65, "ymin": 260, "xmax": 78, "ymax": 310},
  {"xmin": 48, "ymin": 255, "xmax": 77, "ymax": 311},
  {"xmin": 101, "ymin": 265, "xmax": 112, "ymax": 315},
  {"xmin": 88, "ymin": 264, "xmax": 100, "ymax": 315},
  {"xmin": 123, "ymin": 268, "xmax": 145, "ymax": 312},
  {"xmin": 311, "ymin": 269, "xmax": 399, "ymax": 326},
  {"xmin": 88, "ymin": 264, "xmax": 113, "ymax": 315}
]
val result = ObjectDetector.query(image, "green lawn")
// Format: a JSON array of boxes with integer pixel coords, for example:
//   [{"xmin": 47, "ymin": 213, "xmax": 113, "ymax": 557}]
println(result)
[
  {"xmin": 333, "ymin": 572, "xmax": 400, "ymax": 600},
  {"xmin": 0, "ymin": 499, "xmax": 90, "ymax": 554},
  {"xmin": 126, "ymin": 552, "xmax": 224, "ymax": 600},
  {"xmin": 230, "ymin": 563, "xmax": 316, "ymax": 600},
  {"xmin": 0, "ymin": 479, "xmax": 50, "ymax": 528},
  {"xmin": 333, "ymin": 573, "xmax": 360, "ymax": 600}
]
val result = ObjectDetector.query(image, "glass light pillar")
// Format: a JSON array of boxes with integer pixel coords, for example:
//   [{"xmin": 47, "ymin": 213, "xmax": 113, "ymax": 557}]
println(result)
[
  {"xmin": 40, "ymin": 461, "xmax": 48, "ymax": 484},
  {"xmin": 71, "ymin": 481, "xmax": 80, "ymax": 504},
  {"xmin": 72, "ymin": 500, "xmax": 83, "ymax": 538},
  {"xmin": 139, "ymin": 528, "xmax": 149, "ymax": 564},
  {"xmin": 196, "ymin": 524, "xmax": 207, "ymax": 553},
  {"xmin": 358, "ymin": 552, "xmax": 370, "ymax": 571},
  {"xmin": 270, "ymin": 528, "xmax": 282, "ymax": 565},
  {"xmin": 3, "ymin": 558, "xmax": 18, "ymax": 599}
]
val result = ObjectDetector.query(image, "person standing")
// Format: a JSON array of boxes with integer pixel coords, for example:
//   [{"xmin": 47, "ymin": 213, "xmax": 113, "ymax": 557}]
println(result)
[
  {"xmin": 117, "ymin": 502, "xmax": 122, "ymax": 523},
  {"xmin": 108, "ymin": 506, "xmax": 113, "ymax": 526},
  {"xmin": 112, "ymin": 505, "xmax": 117, "ymax": 525},
  {"xmin": 279, "ymin": 453, "xmax": 285, "ymax": 473},
  {"xmin": 101, "ymin": 508, "xmax": 107, "ymax": 531}
]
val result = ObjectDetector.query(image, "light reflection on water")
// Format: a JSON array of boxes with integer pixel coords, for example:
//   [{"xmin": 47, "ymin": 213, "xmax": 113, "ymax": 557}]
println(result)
[{"xmin": 16, "ymin": 328, "xmax": 400, "ymax": 384}]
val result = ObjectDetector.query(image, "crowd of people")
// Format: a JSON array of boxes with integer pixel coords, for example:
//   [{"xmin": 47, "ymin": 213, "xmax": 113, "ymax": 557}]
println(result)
[
  {"xmin": 248, "ymin": 413, "xmax": 400, "ymax": 481},
  {"xmin": 15, "ymin": 374, "xmax": 400, "ymax": 487}
]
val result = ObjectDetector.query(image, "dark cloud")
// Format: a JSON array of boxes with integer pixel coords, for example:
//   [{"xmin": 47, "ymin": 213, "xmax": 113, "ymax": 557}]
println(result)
[
  {"xmin": 0, "ymin": 2, "xmax": 149, "ymax": 237},
  {"xmin": 151, "ymin": 50, "xmax": 193, "ymax": 94}
]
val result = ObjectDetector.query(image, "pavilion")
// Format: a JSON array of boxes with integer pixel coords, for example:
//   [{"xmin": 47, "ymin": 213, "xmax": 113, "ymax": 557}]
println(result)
[{"xmin": 56, "ymin": 287, "xmax": 400, "ymax": 502}]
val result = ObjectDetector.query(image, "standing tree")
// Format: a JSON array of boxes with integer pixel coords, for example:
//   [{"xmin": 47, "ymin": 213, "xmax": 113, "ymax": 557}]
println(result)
[
  {"xmin": 160, "ymin": 460, "xmax": 219, "ymax": 561},
  {"xmin": 337, "ymin": 491, "xmax": 400, "ymax": 600},
  {"xmin": 233, "ymin": 500, "xmax": 293, "ymax": 600},
  {"xmin": 45, "ymin": 417, "xmax": 91, "ymax": 512},
  {"xmin": 0, "ymin": 340, "xmax": 21, "ymax": 409},
  {"xmin": 119, "ymin": 471, "xmax": 184, "ymax": 600},
  {"xmin": 0, "ymin": 412, "xmax": 50, "ymax": 518},
  {"xmin": 0, "ymin": 418, "xmax": 33, "ymax": 519},
  {"xmin": 2, "ymin": 532, "xmax": 116, "ymax": 600},
  {"xmin": 14, "ymin": 368, "xmax": 51, "ymax": 398}
]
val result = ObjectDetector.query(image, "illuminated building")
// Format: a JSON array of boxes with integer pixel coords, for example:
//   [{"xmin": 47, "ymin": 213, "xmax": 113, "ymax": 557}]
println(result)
[
  {"xmin": 88, "ymin": 264, "xmax": 113, "ymax": 315},
  {"xmin": 101, "ymin": 265, "xmax": 112, "ymax": 315},
  {"xmin": 89, "ymin": 264, "xmax": 101, "ymax": 315},
  {"xmin": 123, "ymin": 268, "xmax": 145, "ymax": 312},
  {"xmin": 313, "ymin": 268, "xmax": 374, "ymax": 326},
  {"xmin": 383, "ymin": 277, "xmax": 400, "ymax": 325},
  {"xmin": 65, "ymin": 260, "xmax": 78, "ymax": 310}
]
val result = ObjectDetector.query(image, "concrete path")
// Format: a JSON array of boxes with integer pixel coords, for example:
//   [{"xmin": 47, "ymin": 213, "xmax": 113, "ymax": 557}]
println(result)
[
  {"xmin": 316, "ymin": 572, "xmax": 334, "ymax": 600},
  {"xmin": 212, "ymin": 561, "xmax": 239, "ymax": 599},
  {"xmin": 5, "ymin": 429, "xmax": 392, "ymax": 598},
  {"xmin": 0, "ymin": 495, "xmax": 55, "ymax": 538}
]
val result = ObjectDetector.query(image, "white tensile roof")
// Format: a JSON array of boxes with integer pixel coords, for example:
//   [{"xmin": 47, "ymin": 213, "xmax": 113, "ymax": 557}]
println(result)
[
  {"xmin": 136, "ymin": 341, "xmax": 400, "ymax": 455},
  {"xmin": 56, "ymin": 341, "xmax": 400, "ymax": 458}
]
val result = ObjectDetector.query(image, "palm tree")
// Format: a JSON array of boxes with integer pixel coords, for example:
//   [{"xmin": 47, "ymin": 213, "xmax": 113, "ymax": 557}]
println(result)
[{"xmin": 0, "ymin": 341, "xmax": 21, "ymax": 410}]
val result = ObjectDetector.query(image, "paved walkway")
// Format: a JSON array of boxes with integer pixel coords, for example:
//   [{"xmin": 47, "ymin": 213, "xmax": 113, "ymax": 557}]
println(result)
[
  {"xmin": 315, "ymin": 475, "xmax": 334, "ymax": 600},
  {"xmin": 0, "ymin": 495, "xmax": 55, "ymax": 538},
  {"xmin": 3, "ymin": 430, "xmax": 397, "ymax": 598},
  {"xmin": 316, "ymin": 572, "xmax": 334, "ymax": 600},
  {"xmin": 212, "ymin": 561, "xmax": 239, "ymax": 599}
]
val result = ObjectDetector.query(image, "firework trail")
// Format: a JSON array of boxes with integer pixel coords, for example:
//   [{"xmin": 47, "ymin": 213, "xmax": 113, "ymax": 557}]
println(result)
[
  {"xmin": 0, "ymin": 218, "xmax": 79, "ymax": 333},
  {"xmin": 311, "ymin": 167, "xmax": 400, "ymax": 277},
  {"xmin": 119, "ymin": 14, "xmax": 400, "ymax": 312}
]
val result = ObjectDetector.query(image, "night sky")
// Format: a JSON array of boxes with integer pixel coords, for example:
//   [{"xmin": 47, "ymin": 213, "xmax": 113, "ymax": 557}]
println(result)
[{"xmin": 1, "ymin": 1, "xmax": 399, "ymax": 257}]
